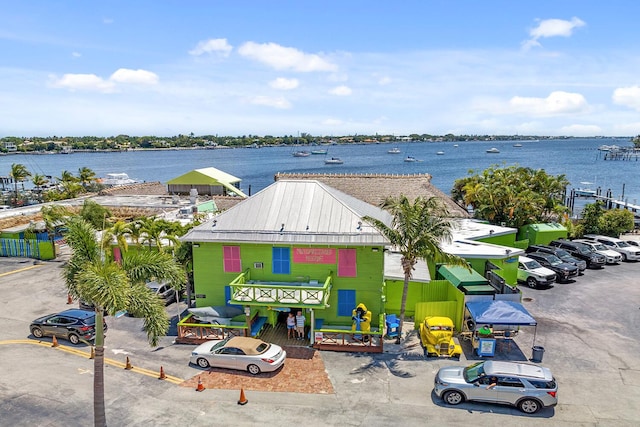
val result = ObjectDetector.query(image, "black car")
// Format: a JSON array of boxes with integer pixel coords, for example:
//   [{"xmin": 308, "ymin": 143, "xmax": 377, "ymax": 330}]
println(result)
[
  {"xmin": 549, "ymin": 239, "xmax": 606, "ymax": 269},
  {"xmin": 30, "ymin": 309, "xmax": 107, "ymax": 345},
  {"xmin": 526, "ymin": 244, "xmax": 587, "ymax": 275},
  {"xmin": 527, "ymin": 252, "xmax": 579, "ymax": 282}
]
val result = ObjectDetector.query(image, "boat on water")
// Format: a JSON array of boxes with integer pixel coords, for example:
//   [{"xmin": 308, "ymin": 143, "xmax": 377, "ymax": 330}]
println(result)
[
  {"xmin": 486, "ymin": 147, "xmax": 500, "ymax": 153},
  {"xmin": 453, "ymin": 144, "xmax": 459, "ymax": 147},
  {"xmin": 513, "ymin": 143, "xmax": 523, "ymax": 147},
  {"xmin": 575, "ymin": 182, "xmax": 597, "ymax": 197},
  {"xmin": 100, "ymin": 173, "xmax": 140, "ymax": 187},
  {"xmin": 324, "ymin": 157, "xmax": 344, "ymax": 165},
  {"xmin": 404, "ymin": 156, "xmax": 421, "ymax": 162},
  {"xmin": 387, "ymin": 147, "xmax": 401, "ymax": 154},
  {"xmin": 311, "ymin": 149, "xmax": 328, "ymax": 155},
  {"xmin": 436, "ymin": 151, "xmax": 445, "ymax": 155},
  {"xmin": 292, "ymin": 151, "xmax": 311, "ymax": 157}
]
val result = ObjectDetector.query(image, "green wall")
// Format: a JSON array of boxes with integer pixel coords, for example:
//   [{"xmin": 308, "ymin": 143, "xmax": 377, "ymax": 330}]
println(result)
[
  {"xmin": 192, "ymin": 242, "xmax": 385, "ymax": 326},
  {"xmin": 477, "ymin": 232, "xmax": 517, "ymax": 246}
]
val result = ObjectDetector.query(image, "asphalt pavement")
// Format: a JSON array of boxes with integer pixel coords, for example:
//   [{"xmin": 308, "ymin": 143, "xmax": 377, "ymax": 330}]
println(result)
[{"xmin": 1, "ymin": 244, "xmax": 639, "ymax": 427}]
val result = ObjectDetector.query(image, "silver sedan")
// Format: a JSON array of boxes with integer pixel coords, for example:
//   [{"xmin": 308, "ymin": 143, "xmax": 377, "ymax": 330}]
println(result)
[{"xmin": 190, "ymin": 336, "xmax": 286, "ymax": 375}]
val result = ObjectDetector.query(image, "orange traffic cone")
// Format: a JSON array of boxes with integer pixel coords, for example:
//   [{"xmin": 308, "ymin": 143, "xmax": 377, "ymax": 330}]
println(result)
[
  {"xmin": 66, "ymin": 294, "xmax": 73, "ymax": 304},
  {"xmin": 124, "ymin": 356, "xmax": 133, "ymax": 370},
  {"xmin": 237, "ymin": 388, "xmax": 248, "ymax": 405},
  {"xmin": 158, "ymin": 366, "xmax": 166, "ymax": 380},
  {"xmin": 89, "ymin": 346, "xmax": 95, "ymax": 359},
  {"xmin": 196, "ymin": 376, "xmax": 205, "ymax": 392},
  {"xmin": 51, "ymin": 335, "xmax": 59, "ymax": 347}
]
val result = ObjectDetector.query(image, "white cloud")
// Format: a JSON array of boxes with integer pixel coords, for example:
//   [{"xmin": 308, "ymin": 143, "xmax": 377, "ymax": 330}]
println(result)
[
  {"xmin": 49, "ymin": 73, "xmax": 115, "ymax": 93},
  {"xmin": 248, "ymin": 95, "xmax": 291, "ymax": 109},
  {"xmin": 559, "ymin": 124, "xmax": 602, "ymax": 136},
  {"xmin": 612, "ymin": 86, "xmax": 640, "ymax": 111},
  {"xmin": 523, "ymin": 17, "xmax": 585, "ymax": 49},
  {"xmin": 329, "ymin": 85, "xmax": 352, "ymax": 96},
  {"xmin": 238, "ymin": 42, "xmax": 337, "ymax": 72},
  {"xmin": 269, "ymin": 77, "xmax": 299, "ymax": 90},
  {"xmin": 508, "ymin": 91, "xmax": 588, "ymax": 115},
  {"xmin": 378, "ymin": 76, "xmax": 392, "ymax": 85},
  {"xmin": 71, "ymin": 52, "xmax": 81, "ymax": 58},
  {"xmin": 189, "ymin": 38, "xmax": 233, "ymax": 56},
  {"xmin": 109, "ymin": 68, "xmax": 159, "ymax": 85}
]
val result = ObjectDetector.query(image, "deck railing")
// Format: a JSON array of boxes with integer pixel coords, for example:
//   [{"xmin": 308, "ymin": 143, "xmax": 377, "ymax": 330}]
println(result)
[
  {"xmin": 313, "ymin": 326, "xmax": 384, "ymax": 353},
  {"xmin": 176, "ymin": 313, "xmax": 246, "ymax": 344},
  {"xmin": 228, "ymin": 270, "xmax": 332, "ymax": 307}
]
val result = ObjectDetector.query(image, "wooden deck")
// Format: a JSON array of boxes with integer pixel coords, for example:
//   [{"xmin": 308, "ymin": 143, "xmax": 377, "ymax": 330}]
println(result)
[{"xmin": 258, "ymin": 323, "xmax": 310, "ymax": 348}]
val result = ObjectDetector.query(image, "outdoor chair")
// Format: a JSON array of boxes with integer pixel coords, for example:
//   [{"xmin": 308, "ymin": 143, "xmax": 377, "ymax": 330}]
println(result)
[{"xmin": 385, "ymin": 314, "xmax": 399, "ymax": 338}]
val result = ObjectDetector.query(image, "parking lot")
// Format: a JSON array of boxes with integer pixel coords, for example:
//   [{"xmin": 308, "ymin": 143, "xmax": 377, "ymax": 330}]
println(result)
[{"xmin": 1, "ymin": 247, "xmax": 639, "ymax": 427}]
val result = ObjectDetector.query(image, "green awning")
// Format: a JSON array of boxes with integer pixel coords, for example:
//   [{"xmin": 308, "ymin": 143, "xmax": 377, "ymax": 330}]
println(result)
[{"xmin": 437, "ymin": 265, "xmax": 489, "ymax": 287}]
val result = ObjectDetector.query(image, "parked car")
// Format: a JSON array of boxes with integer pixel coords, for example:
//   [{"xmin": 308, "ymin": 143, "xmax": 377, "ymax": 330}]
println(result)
[
  {"xmin": 526, "ymin": 252, "xmax": 579, "ymax": 282},
  {"xmin": 517, "ymin": 256, "xmax": 556, "ymax": 289},
  {"xmin": 584, "ymin": 234, "xmax": 640, "ymax": 261},
  {"xmin": 190, "ymin": 336, "xmax": 286, "ymax": 375},
  {"xmin": 625, "ymin": 240, "xmax": 640, "ymax": 247},
  {"xmin": 434, "ymin": 360, "xmax": 558, "ymax": 414},
  {"xmin": 30, "ymin": 309, "xmax": 107, "ymax": 345},
  {"xmin": 526, "ymin": 244, "xmax": 587, "ymax": 275},
  {"xmin": 146, "ymin": 281, "xmax": 178, "ymax": 305},
  {"xmin": 573, "ymin": 239, "xmax": 622, "ymax": 264},
  {"xmin": 549, "ymin": 239, "xmax": 606, "ymax": 269}
]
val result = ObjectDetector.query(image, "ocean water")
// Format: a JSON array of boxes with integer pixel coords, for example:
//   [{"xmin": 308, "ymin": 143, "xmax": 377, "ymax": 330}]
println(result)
[{"xmin": 1, "ymin": 138, "xmax": 638, "ymax": 207}]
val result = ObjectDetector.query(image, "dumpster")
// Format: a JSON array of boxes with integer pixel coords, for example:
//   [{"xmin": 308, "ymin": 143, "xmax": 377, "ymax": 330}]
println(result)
[{"xmin": 531, "ymin": 345, "xmax": 545, "ymax": 363}]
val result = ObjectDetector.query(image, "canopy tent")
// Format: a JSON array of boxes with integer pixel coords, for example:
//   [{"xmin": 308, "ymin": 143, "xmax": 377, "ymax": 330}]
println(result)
[{"xmin": 465, "ymin": 300, "xmax": 537, "ymax": 326}]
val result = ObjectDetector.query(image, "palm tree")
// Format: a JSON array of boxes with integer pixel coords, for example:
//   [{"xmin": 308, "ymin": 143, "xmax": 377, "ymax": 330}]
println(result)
[
  {"xmin": 63, "ymin": 217, "xmax": 184, "ymax": 427},
  {"xmin": 364, "ymin": 195, "xmax": 468, "ymax": 344},
  {"xmin": 9, "ymin": 163, "xmax": 31, "ymax": 207},
  {"xmin": 78, "ymin": 167, "xmax": 98, "ymax": 189},
  {"xmin": 31, "ymin": 173, "xmax": 50, "ymax": 192},
  {"xmin": 102, "ymin": 219, "xmax": 132, "ymax": 254}
]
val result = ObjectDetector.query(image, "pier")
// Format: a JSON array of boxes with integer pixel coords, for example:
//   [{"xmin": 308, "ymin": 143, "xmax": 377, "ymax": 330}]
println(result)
[{"xmin": 567, "ymin": 186, "xmax": 640, "ymax": 225}]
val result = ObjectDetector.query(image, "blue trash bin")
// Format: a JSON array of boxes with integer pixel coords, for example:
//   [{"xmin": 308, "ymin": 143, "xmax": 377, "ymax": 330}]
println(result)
[{"xmin": 531, "ymin": 346, "xmax": 545, "ymax": 363}]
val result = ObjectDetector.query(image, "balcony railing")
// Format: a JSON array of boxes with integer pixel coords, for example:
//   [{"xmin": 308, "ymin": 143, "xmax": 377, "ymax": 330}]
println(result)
[{"xmin": 228, "ymin": 270, "xmax": 332, "ymax": 307}]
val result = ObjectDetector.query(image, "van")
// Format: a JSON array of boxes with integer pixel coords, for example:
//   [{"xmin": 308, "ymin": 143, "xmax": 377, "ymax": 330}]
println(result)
[{"xmin": 583, "ymin": 234, "xmax": 640, "ymax": 261}]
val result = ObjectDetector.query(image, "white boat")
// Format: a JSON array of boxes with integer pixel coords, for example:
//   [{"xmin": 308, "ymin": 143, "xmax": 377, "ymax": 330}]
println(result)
[
  {"xmin": 292, "ymin": 151, "xmax": 310, "ymax": 157},
  {"xmin": 453, "ymin": 144, "xmax": 459, "ymax": 147},
  {"xmin": 100, "ymin": 173, "xmax": 140, "ymax": 186},
  {"xmin": 404, "ymin": 156, "xmax": 421, "ymax": 162},
  {"xmin": 311, "ymin": 149, "xmax": 328, "ymax": 155},
  {"xmin": 575, "ymin": 182, "xmax": 596, "ymax": 197},
  {"xmin": 513, "ymin": 143, "xmax": 523, "ymax": 147},
  {"xmin": 436, "ymin": 151, "xmax": 445, "ymax": 155},
  {"xmin": 387, "ymin": 147, "xmax": 401, "ymax": 154},
  {"xmin": 187, "ymin": 306, "xmax": 244, "ymax": 324},
  {"xmin": 486, "ymin": 147, "xmax": 500, "ymax": 153},
  {"xmin": 324, "ymin": 157, "xmax": 343, "ymax": 164}
]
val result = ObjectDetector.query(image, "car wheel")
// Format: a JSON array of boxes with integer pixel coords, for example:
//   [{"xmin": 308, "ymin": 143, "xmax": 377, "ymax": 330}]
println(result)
[
  {"xmin": 247, "ymin": 364, "xmax": 261, "ymax": 375},
  {"xmin": 196, "ymin": 358, "xmax": 210, "ymax": 368},
  {"xmin": 526, "ymin": 277, "xmax": 538, "ymax": 289},
  {"xmin": 31, "ymin": 326, "xmax": 44, "ymax": 338},
  {"xmin": 68, "ymin": 333, "xmax": 80, "ymax": 345},
  {"xmin": 518, "ymin": 398, "xmax": 541, "ymax": 414},
  {"xmin": 621, "ymin": 253, "xmax": 627, "ymax": 261},
  {"xmin": 443, "ymin": 390, "xmax": 464, "ymax": 405}
]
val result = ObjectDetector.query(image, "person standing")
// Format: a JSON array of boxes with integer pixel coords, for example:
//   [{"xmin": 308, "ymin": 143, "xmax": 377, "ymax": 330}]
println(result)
[
  {"xmin": 286, "ymin": 312, "xmax": 296, "ymax": 339},
  {"xmin": 295, "ymin": 310, "xmax": 306, "ymax": 340}
]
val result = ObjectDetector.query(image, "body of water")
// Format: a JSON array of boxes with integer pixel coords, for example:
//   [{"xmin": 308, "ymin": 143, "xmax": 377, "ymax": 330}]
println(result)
[{"xmin": 1, "ymin": 138, "xmax": 638, "ymax": 208}]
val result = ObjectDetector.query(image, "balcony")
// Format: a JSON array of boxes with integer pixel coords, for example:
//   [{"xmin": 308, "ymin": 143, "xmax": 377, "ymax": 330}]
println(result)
[{"xmin": 228, "ymin": 270, "xmax": 332, "ymax": 307}]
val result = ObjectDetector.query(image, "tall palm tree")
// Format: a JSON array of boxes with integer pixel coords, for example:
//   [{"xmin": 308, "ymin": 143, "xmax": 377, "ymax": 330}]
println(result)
[
  {"xmin": 9, "ymin": 163, "xmax": 31, "ymax": 207},
  {"xmin": 63, "ymin": 217, "xmax": 184, "ymax": 427},
  {"xmin": 102, "ymin": 219, "xmax": 132, "ymax": 254},
  {"xmin": 31, "ymin": 173, "xmax": 49, "ymax": 192},
  {"xmin": 364, "ymin": 196, "xmax": 468, "ymax": 344}
]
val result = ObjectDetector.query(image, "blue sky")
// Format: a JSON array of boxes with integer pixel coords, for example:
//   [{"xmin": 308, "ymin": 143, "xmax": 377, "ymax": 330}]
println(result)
[{"xmin": 1, "ymin": 1, "xmax": 639, "ymax": 137}]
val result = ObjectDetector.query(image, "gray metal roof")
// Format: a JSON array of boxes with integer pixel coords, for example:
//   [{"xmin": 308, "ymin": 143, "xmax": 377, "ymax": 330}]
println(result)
[{"xmin": 181, "ymin": 179, "xmax": 392, "ymax": 245}]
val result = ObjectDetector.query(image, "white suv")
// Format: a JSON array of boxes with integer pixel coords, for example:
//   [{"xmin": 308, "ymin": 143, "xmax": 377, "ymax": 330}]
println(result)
[
  {"xmin": 518, "ymin": 256, "xmax": 557, "ymax": 288},
  {"xmin": 574, "ymin": 239, "xmax": 622, "ymax": 264},
  {"xmin": 584, "ymin": 234, "xmax": 640, "ymax": 261}
]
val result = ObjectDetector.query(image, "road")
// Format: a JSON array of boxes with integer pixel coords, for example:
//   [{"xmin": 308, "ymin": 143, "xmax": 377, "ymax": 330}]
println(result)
[{"xmin": 0, "ymin": 248, "xmax": 639, "ymax": 427}]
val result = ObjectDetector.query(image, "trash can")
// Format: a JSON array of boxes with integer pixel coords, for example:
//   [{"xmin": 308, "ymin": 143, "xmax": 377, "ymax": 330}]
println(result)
[{"xmin": 531, "ymin": 346, "xmax": 545, "ymax": 363}]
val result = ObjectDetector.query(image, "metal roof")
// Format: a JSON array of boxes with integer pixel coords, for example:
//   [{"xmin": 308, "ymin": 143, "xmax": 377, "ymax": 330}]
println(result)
[{"xmin": 181, "ymin": 179, "xmax": 392, "ymax": 246}]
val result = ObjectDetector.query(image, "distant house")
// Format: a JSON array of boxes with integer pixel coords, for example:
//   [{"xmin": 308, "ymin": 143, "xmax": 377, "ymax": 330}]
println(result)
[{"xmin": 167, "ymin": 167, "xmax": 247, "ymax": 197}]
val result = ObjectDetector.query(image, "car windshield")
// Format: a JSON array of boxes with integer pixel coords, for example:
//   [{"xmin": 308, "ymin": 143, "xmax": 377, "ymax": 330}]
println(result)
[
  {"xmin": 209, "ymin": 338, "xmax": 231, "ymax": 352},
  {"xmin": 523, "ymin": 260, "xmax": 542, "ymax": 269},
  {"xmin": 617, "ymin": 241, "xmax": 630, "ymax": 248},
  {"xmin": 555, "ymin": 248, "xmax": 570, "ymax": 258},
  {"xmin": 463, "ymin": 361, "xmax": 485, "ymax": 382},
  {"xmin": 545, "ymin": 255, "xmax": 562, "ymax": 265}
]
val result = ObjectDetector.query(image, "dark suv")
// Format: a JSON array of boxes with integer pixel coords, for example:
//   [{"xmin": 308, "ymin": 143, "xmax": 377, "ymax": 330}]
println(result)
[
  {"xmin": 526, "ymin": 244, "xmax": 587, "ymax": 275},
  {"xmin": 30, "ymin": 309, "xmax": 107, "ymax": 345},
  {"xmin": 549, "ymin": 240, "xmax": 606, "ymax": 269},
  {"xmin": 526, "ymin": 252, "xmax": 579, "ymax": 282}
]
